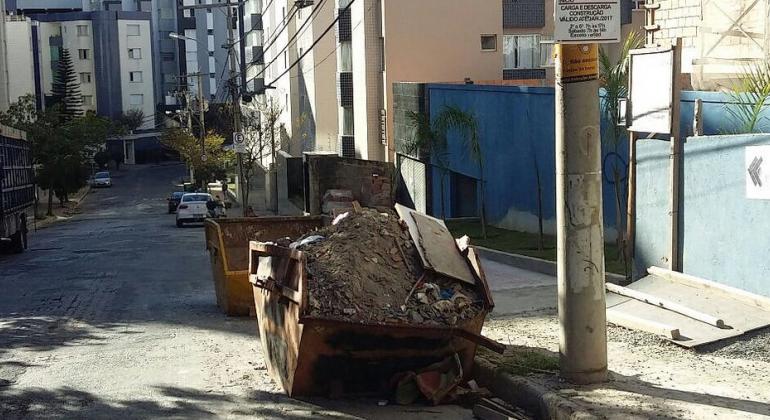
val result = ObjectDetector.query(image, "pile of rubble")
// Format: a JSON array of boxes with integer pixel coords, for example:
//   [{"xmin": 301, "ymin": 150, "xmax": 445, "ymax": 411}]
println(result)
[{"xmin": 297, "ymin": 208, "xmax": 482, "ymax": 326}]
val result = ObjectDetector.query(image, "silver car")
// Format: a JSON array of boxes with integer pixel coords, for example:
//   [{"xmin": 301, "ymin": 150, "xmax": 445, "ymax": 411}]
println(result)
[{"xmin": 91, "ymin": 171, "xmax": 112, "ymax": 188}]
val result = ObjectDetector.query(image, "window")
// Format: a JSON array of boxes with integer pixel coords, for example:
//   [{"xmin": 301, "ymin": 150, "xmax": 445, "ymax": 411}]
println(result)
[
  {"xmin": 539, "ymin": 39, "xmax": 555, "ymax": 68},
  {"xmin": 339, "ymin": 42, "xmax": 352, "ymax": 72},
  {"xmin": 77, "ymin": 25, "xmax": 89, "ymax": 36},
  {"xmin": 342, "ymin": 107, "xmax": 354, "ymax": 135},
  {"xmin": 161, "ymin": 53, "xmax": 174, "ymax": 61},
  {"xmin": 283, "ymin": 51, "xmax": 287, "ymax": 69},
  {"xmin": 78, "ymin": 49, "xmax": 90, "ymax": 60},
  {"xmin": 128, "ymin": 48, "xmax": 142, "ymax": 59},
  {"xmin": 82, "ymin": 95, "xmax": 93, "ymax": 106},
  {"xmin": 127, "ymin": 24, "xmax": 141, "ymax": 36},
  {"xmin": 503, "ymin": 34, "xmax": 540, "ymax": 69},
  {"xmin": 481, "ymin": 34, "xmax": 497, "ymax": 51},
  {"xmin": 129, "ymin": 94, "xmax": 144, "ymax": 105},
  {"xmin": 129, "ymin": 71, "xmax": 143, "ymax": 82},
  {"xmin": 79, "ymin": 72, "xmax": 92, "ymax": 83}
]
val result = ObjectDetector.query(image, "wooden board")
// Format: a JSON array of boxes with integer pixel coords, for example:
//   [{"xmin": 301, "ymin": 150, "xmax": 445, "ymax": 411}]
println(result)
[
  {"xmin": 394, "ymin": 204, "xmax": 475, "ymax": 285},
  {"xmin": 606, "ymin": 273, "xmax": 770, "ymax": 347}
]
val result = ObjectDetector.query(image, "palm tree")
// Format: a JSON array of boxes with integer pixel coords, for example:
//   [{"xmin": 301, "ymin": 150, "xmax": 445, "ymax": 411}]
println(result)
[
  {"xmin": 599, "ymin": 32, "xmax": 642, "ymax": 272},
  {"xmin": 405, "ymin": 106, "xmax": 487, "ymax": 238},
  {"xmin": 725, "ymin": 62, "xmax": 770, "ymax": 134}
]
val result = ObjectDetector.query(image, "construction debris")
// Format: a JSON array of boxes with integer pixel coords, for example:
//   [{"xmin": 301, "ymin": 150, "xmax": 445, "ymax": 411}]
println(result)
[{"xmin": 298, "ymin": 208, "xmax": 483, "ymax": 326}]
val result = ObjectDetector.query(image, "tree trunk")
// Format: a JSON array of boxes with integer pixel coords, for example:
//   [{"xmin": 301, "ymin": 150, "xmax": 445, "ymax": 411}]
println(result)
[{"xmin": 47, "ymin": 188, "xmax": 54, "ymax": 217}]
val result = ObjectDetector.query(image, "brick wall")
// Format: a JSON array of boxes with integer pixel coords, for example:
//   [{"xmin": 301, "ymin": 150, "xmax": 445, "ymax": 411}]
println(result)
[{"xmin": 655, "ymin": 0, "xmax": 702, "ymax": 48}]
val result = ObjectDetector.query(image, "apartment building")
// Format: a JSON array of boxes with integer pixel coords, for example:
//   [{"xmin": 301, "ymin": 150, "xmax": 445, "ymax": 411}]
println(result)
[
  {"xmin": 33, "ymin": 11, "xmax": 155, "ymax": 128},
  {"xmin": 258, "ymin": 0, "xmax": 505, "ymax": 163},
  {"xmin": 6, "ymin": 0, "xmax": 181, "ymax": 107},
  {"xmin": 174, "ymin": 0, "xmax": 237, "ymax": 103},
  {"xmin": 4, "ymin": 15, "xmax": 36, "ymax": 105},
  {"xmin": 0, "ymin": 0, "xmax": 8, "ymax": 111}
]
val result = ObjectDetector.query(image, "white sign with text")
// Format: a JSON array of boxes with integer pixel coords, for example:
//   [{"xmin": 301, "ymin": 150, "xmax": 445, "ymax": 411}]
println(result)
[{"xmin": 554, "ymin": 0, "xmax": 621, "ymax": 43}]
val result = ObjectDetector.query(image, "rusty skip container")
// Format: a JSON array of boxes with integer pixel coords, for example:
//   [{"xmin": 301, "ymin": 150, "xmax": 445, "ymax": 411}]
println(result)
[
  {"xmin": 204, "ymin": 217, "xmax": 323, "ymax": 316},
  {"xmin": 248, "ymin": 241, "xmax": 497, "ymax": 397}
]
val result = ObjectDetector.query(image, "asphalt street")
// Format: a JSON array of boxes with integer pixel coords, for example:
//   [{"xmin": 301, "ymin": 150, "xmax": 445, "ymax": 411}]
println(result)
[{"xmin": 0, "ymin": 164, "xmax": 472, "ymax": 419}]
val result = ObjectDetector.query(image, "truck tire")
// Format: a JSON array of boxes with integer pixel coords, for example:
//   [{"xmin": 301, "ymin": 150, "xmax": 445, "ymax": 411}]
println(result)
[{"xmin": 10, "ymin": 231, "xmax": 25, "ymax": 254}]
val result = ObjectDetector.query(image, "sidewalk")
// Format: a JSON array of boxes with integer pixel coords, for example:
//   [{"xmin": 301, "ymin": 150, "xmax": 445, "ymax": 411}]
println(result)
[
  {"xmin": 478, "ymin": 256, "xmax": 770, "ymax": 419},
  {"xmin": 32, "ymin": 185, "xmax": 91, "ymax": 231}
]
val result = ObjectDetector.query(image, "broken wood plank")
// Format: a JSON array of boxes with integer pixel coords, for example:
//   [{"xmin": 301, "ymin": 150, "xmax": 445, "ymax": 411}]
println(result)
[
  {"xmin": 606, "ymin": 282, "xmax": 726, "ymax": 328},
  {"xmin": 648, "ymin": 266, "xmax": 770, "ymax": 312},
  {"xmin": 411, "ymin": 212, "xmax": 476, "ymax": 285},
  {"xmin": 607, "ymin": 309, "xmax": 681, "ymax": 340}
]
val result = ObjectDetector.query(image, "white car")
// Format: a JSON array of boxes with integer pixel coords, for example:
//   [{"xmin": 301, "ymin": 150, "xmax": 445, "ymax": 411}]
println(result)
[
  {"xmin": 90, "ymin": 171, "xmax": 112, "ymax": 187},
  {"xmin": 175, "ymin": 193, "xmax": 213, "ymax": 227}
]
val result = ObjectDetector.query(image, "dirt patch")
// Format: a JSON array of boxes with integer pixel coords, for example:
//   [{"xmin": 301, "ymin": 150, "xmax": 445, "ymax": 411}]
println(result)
[{"xmin": 299, "ymin": 209, "xmax": 482, "ymax": 326}]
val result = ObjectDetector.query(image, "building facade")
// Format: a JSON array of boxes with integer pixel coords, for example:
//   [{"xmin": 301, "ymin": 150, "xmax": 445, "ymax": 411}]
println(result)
[
  {"xmin": 0, "ymin": 0, "xmax": 8, "ymax": 111},
  {"xmin": 33, "ymin": 11, "xmax": 155, "ymax": 128},
  {"xmin": 5, "ymin": 15, "xmax": 38, "ymax": 105}
]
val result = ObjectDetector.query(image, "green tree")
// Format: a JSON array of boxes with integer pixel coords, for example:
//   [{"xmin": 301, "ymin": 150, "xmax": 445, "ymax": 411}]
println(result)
[
  {"xmin": 726, "ymin": 62, "xmax": 770, "ymax": 134},
  {"xmin": 404, "ymin": 106, "xmax": 487, "ymax": 238},
  {"xmin": 50, "ymin": 49, "xmax": 83, "ymax": 122},
  {"xmin": 161, "ymin": 128, "xmax": 235, "ymax": 188},
  {"xmin": 115, "ymin": 109, "xmax": 145, "ymax": 134}
]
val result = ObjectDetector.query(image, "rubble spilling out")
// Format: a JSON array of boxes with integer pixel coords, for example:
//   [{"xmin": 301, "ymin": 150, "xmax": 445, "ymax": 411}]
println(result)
[{"xmin": 297, "ymin": 208, "xmax": 482, "ymax": 326}]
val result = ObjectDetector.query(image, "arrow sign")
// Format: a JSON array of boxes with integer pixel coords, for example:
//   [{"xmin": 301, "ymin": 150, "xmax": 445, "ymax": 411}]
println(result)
[{"xmin": 748, "ymin": 156, "xmax": 763, "ymax": 187}]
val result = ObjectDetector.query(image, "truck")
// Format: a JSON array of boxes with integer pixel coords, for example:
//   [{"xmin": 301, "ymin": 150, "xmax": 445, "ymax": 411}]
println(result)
[{"xmin": 0, "ymin": 124, "xmax": 34, "ymax": 253}]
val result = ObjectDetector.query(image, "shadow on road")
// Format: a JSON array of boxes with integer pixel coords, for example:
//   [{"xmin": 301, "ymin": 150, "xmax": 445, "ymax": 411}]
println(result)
[{"xmin": 0, "ymin": 385, "xmax": 356, "ymax": 420}]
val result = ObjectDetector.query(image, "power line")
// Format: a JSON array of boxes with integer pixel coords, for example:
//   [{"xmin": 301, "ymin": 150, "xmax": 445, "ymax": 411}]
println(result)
[
  {"xmin": 290, "ymin": 0, "xmax": 373, "ymax": 80},
  {"xmin": 258, "ymin": 0, "xmax": 354, "ymax": 87},
  {"xmin": 245, "ymin": 0, "xmax": 333, "ymax": 86},
  {"xmin": 242, "ymin": 2, "xmax": 303, "ymax": 75}
]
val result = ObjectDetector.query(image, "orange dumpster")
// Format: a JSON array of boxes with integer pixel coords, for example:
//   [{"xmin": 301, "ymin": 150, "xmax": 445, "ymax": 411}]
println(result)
[
  {"xmin": 204, "ymin": 216, "xmax": 323, "ymax": 316},
  {"xmin": 248, "ymin": 241, "xmax": 497, "ymax": 397}
]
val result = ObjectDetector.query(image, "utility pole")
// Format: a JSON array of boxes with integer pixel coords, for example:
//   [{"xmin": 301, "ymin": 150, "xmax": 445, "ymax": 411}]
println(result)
[
  {"xmin": 196, "ymin": 72, "xmax": 206, "ymax": 167},
  {"xmin": 226, "ymin": 2, "xmax": 247, "ymax": 216},
  {"xmin": 554, "ymin": 43, "xmax": 608, "ymax": 385}
]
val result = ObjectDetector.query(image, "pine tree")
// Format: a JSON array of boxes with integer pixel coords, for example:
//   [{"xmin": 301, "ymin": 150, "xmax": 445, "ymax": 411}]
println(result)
[{"xmin": 51, "ymin": 48, "xmax": 83, "ymax": 122}]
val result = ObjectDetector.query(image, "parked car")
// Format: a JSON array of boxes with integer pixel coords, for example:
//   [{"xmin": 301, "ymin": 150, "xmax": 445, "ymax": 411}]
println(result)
[
  {"xmin": 176, "ymin": 193, "xmax": 213, "ymax": 227},
  {"xmin": 90, "ymin": 171, "xmax": 112, "ymax": 188},
  {"xmin": 167, "ymin": 191, "xmax": 185, "ymax": 214}
]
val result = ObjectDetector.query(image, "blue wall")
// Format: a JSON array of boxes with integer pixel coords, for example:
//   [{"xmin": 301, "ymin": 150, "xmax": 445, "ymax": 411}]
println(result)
[
  {"xmin": 426, "ymin": 84, "xmax": 626, "ymax": 238},
  {"xmin": 635, "ymin": 134, "xmax": 770, "ymax": 297},
  {"xmin": 426, "ymin": 84, "xmax": 770, "ymax": 240}
]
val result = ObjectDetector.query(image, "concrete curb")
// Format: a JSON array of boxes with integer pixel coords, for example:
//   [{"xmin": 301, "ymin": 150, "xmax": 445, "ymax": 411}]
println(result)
[
  {"xmin": 473, "ymin": 358, "xmax": 598, "ymax": 420},
  {"xmin": 474, "ymin": 246, "xmax": 628, "ymax": 285},
  {"xmin": 34, "ymin": 185, "xmax": 92, "ymax": 230}
]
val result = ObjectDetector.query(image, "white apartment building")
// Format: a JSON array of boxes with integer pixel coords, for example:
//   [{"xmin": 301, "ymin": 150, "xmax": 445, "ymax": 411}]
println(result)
[
  {"xmin": 4, "ymin": 16, "xmax": 37, "ymax": 105},
  {"xmin": 259, "ymin": 0, "xmax": 506, "ymax": 163},
  {"xmin": 34, "ymin": 11, "xmax": 155, "ymax": 128},
  {"xmin": 0, "ymin": 1, "xmax": 9, "ymax": 111}
]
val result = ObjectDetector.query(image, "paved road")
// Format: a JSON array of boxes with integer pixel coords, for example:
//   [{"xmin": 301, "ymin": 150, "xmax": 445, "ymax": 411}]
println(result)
[{"xmin": 0, "ymin": 164, "xmax": 471, "ymax": 419}]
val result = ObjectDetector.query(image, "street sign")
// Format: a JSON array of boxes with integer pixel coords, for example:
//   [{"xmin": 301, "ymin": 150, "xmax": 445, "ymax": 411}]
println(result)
[
  {"xmin": 746, "ymin": 146, "xmax": 770, "ymax": 199},
  {"xmin": 554, "ymin": 0, "xmax": 621, "ymax": 44},
  {"xmin": 233, "ymin": 132, "xmax": 247, "ymax": 154}
]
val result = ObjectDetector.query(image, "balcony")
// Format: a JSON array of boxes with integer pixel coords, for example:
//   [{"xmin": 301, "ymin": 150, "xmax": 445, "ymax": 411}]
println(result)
[
  {"xmin": 339, "ymin": 135, "xmax": 355, "ymax": 158},
  {"xmin": 337, "ymin": 7, "xmax": 351, "ymax": 42},
  {"xmin": 251, "ymin": 46, "xmax": 264, "ymax": 64},
  {"xmin": 502, "ymin": 0, "xmax": 545, "ymax": 28},
  {"xmin": 337, "ymin": 71, "xmax": 353, "ymax": 108}
]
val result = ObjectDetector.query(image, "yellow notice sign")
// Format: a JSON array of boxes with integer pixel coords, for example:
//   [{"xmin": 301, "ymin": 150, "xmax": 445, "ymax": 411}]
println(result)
[{"xmin": 557, "ymin": 44, "xmax": 598, "ymax": 84}]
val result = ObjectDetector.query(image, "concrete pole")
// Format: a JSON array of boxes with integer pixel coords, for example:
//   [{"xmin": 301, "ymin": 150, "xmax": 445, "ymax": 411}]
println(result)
[
  {"xmin": 226, "ymin": 2, "xmax": 247, "ymax": 216},
  {"xmin": 197, "ymin": 72, "xmax": 205, "ymax": 167},
  {"xmin": 554, "ymin": 43, "xmax": 608, "ymax": 385}
]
